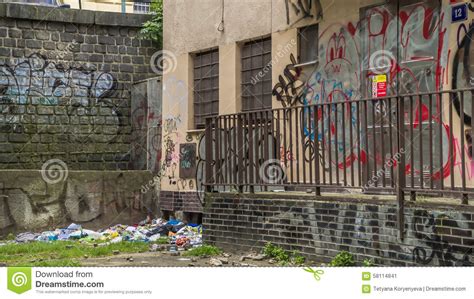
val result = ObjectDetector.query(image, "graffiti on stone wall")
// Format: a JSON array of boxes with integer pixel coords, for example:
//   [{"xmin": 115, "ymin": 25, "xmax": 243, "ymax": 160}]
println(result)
[{"xmin": 0, "ymin": 53, "xmax": 124, "ymax": 145}]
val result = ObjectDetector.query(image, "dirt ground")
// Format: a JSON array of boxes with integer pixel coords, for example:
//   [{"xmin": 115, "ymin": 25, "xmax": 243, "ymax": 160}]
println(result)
[{"xmin": 80, "ymin": 251, "xmax": 289, "ymax": 267}]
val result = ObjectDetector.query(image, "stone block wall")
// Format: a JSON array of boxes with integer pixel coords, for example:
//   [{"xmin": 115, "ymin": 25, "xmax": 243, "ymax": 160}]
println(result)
[
  {"xmin": 0, "ymin": 3, "xmax": 158, "ymax": 170},
  {"xmin": 203, "ymin": 193, "xmax": 474, "ymax": 266}
]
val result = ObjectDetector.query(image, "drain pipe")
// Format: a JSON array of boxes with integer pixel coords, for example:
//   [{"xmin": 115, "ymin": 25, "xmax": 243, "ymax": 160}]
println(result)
[{"xmin": 121, "ymin": 0, "xmax": 126, "ymax": 14}]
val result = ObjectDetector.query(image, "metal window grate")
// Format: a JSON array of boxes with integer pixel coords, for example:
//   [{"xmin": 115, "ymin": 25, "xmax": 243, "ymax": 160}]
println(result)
[
  {"xmin": 298, "ymin": 24, "xmax": 318, "ymax": 63},
  {"xmin": 193, "ymin": 49, "xmax": 219, "ymax": 129},
  {"xmin": 241, "ymin": 37, "xmax": 272, "ymax": 112}
]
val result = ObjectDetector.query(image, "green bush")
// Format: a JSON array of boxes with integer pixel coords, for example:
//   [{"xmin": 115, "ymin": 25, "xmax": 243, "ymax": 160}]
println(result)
[
  {"xmin": 329, "ymin": 251, "xmax": 355, "ymax": 267},
  {"xmin": 139, "ymin": 0, "xmax": 163, "ymax": 47}
]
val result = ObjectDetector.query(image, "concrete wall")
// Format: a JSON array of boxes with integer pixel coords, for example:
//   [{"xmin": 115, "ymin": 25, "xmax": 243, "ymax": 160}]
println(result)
[
  {"xmin": 0, "ymin": 3, "xmax": 158, "ymax": 170},
  {"xmin": 161, "ymin": 0, "xmax": 474, "ymax": 213},
  {"xmin": 203, "ymin": 193, "xmax": 474, "ymax": 266},
  {"xmin": 131, "ymin": 77, "xmax": 162, "ymax": 173},
  {"xmin": 0, "ymin": 170, "xmax": 156, "ymax": 235}
]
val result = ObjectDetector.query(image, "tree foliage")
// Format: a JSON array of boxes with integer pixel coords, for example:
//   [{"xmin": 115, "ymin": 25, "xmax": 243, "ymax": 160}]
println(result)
[{"xmin": 140, "ymin": 0, "xmax": 163, "ymax": 48}]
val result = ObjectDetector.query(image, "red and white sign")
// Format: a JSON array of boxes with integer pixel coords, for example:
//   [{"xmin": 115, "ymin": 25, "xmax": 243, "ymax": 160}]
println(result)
[{"xmin": 372, "ymin": 74, "xmax": 387, "ymax": 98}]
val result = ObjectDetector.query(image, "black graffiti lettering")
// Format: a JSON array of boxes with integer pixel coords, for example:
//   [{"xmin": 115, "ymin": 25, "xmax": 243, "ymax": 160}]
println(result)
[
  {"xmin": 285, "ymin": 0, "xmax": 323, "ymax": 25},
  {"xmin": 412, "ymin": 210, "xmax": 472, "ymax": 266},
  {"xmin": 272, "ymin": 54, "xmax": 307, "ymax": 107}
]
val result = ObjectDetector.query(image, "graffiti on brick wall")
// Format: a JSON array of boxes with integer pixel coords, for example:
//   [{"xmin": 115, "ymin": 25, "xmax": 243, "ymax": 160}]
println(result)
[
  {"xmin": 215, "ymin": 200, "xmax": 473, "ymax": 266},
  {"xmin": 0, "ymin": 53, "xmax": 124, "ymax": 145},
  {"xmin": 412, "ymin": 210, "xmax": 473, "ymax": 266}
]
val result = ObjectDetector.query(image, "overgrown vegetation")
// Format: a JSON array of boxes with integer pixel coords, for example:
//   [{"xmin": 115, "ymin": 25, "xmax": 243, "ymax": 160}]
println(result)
[
  {"xmin": 328, "ymin": 251, "xmax": 355, "ymax": 267},
  {"xmin": 139, "ymin": 0, "xmax": 163, "ymax": 47},
  {"xmin": 263, "ymin": 243, "xmax": 306, "ymax": 266},
  {"xmin": 0, "ymin": 241, "xmax": 151, "ymax": 267},
  {"xmin": 155, "ymin": 237, "xmax": 169, "ymax": 244},
  {"xmin": 363, "ymin": 258, "xmax": 375, "ymax": 267},
  {"xmin": 183, "ymin": 245, "xmax": 222, "ymax": 257}
]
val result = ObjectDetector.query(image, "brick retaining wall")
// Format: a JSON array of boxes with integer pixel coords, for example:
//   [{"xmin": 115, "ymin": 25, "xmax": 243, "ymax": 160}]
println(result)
[{"xmin": 203, "ymin": 193, "xmax": 474, "ymax": 266}]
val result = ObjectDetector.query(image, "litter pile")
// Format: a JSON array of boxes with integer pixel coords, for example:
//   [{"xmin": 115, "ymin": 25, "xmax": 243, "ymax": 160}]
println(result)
[{"xmin": 13, "ymin": 218, "xmax": 203, "ymax": 250}]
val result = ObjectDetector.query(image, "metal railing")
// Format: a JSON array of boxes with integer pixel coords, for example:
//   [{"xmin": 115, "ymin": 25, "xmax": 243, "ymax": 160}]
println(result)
[{"xmin": 204, "ymin": 89, "xmax": 474, "ymax": 208}]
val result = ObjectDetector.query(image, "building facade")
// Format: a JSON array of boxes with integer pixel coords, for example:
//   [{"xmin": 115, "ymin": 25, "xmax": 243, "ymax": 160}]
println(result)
[
  {"xmin": 0, "ymin": 0, "xmax": 152, "ymax": 13},
  {"xmin": 161, "ymin": 0, "xmax": 474, "ymax": 214}
]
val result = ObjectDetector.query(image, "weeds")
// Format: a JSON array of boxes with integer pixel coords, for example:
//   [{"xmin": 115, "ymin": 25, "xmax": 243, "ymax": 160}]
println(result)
[
  {"xmin": 263, "ymin": 243, "xmax": 305, "ymax": 266},
  {"xmin": 363, "ymin": 258, "xmax": 375, "ymax": 267},
  {"xmin": 183, "ymin": 245, "xmax": 222, "ymax": 257},
  {"xmin": 329, "ymin": 251, "xmax": 355, "ymax": 267}
]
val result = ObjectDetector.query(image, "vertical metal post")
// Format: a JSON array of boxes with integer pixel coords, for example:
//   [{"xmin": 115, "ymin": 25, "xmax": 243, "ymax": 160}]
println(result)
[
  {"xmin": 313, "ymin": 105, "xmax": 321, "ymax": 196},
  {"xmin": 397, "ymin": 96, "xmax": 406, "ymax": 240},
  {"xmin": 205, "ymin": 118, "xmax": 213, "ymax": 193},
  {"xmin": 121, "ymin": 0, "xmax": 126, "ymax": 14},
  {"xmin": 237, "ymin": 115, "xmax": 244, "ymax": 193}
]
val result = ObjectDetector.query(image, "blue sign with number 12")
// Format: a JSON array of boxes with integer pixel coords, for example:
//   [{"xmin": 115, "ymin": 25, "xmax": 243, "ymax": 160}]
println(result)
[{"xmin": 452, "ymin": 4, "xmax": 468, "ymax": 23}]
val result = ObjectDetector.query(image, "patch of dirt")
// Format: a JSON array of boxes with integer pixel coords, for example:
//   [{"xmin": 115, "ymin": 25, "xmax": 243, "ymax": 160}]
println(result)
[{"xmin": 80, "ymin": 251, "xmax": 283, "ymax": 267}]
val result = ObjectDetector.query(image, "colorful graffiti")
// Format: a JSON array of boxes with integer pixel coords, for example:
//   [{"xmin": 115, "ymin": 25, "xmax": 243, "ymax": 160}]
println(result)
[
  {"xmin": 0, "ymin": 53, "xmax": 123, "ymax": 143},
  {"xmin": 272, "ymin": 1, "xmax": 473, "ymax": 186},
  {"xmin": 453, "ymin": 23, "xmax": 474, "ymax": 125}
]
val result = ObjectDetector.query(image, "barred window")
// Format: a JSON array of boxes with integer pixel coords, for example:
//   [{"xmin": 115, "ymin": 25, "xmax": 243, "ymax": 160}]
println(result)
[
  {"xmin": 193, "ymin": 49, "xmax": 219, "ymax": 129},
  {"xmin": 133, "ymin": 1, "xmax": 151, "ymax": 14},
  {"xmin": 298, "ymin": 24, "xmax": 318, "ymax": 63},
  {"xmin": 241, "ymin": 37, "xmax": 272, "ymax": 112}
]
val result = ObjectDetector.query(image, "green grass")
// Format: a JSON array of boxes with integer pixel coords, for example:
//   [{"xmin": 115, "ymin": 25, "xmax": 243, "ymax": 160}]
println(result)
[
  {"xmin": 154, "ymin": 237, "xmax": 169, "ymax": 245},
  {"xmin": 0, "ymin": 241, "xmax": 151, "ymax": 267},
  {"xmin": 183, "ymin": 245, "xmax": 222, "ymax": 257}
]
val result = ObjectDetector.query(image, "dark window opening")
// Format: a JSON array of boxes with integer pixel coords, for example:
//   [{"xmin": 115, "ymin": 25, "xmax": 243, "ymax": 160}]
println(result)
[
  {"xmin": 298, "ymin": 24, "xmax": 318, "ymax": 64},
  {"xmin": 241, "ymin": 37, "xmax": 272, "ymax": 112},
  {"xmin": 193, "ymin": 49, "xmax": 219, "ymax": 129}
]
